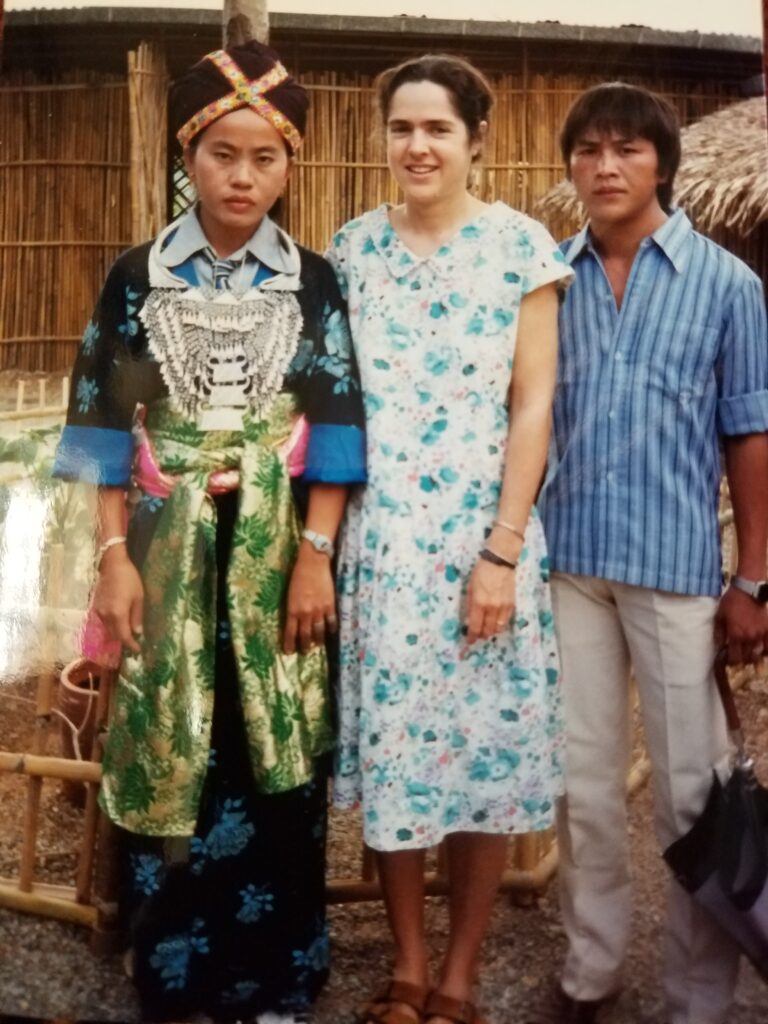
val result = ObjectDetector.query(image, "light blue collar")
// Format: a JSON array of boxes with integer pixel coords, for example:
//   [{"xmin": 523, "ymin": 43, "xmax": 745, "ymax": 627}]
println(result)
[
  {"xmin": 158, "ymin": 207, "xmax": 297, "ymax": 276},
  {"xmin": 563, "ymin": 207, "xmax": 691, "ymax": 274}
]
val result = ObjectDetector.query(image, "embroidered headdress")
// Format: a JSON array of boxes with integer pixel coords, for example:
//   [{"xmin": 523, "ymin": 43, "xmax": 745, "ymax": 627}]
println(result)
[{"xmin": 171, "ymin": 41, "xmax": 307, "ymax": 153}]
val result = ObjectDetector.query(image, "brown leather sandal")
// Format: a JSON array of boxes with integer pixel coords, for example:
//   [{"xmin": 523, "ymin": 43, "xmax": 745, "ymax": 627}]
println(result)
[
  {"xmin": 358, "ymin": 979, "xmax": 429, "ymax": 1024},
  {"xmin": 423, "ymin": 991, "xmax": 489, "ymax": 1024}
]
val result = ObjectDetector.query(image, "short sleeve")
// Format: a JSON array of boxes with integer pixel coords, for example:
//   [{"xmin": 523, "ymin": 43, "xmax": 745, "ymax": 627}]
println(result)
[
  {"xmin": 288, "ymin": 254, "xmax": 366, "ymax": 485},
  {"xmin": 716, "ymin": 271, "xmax": 768, "ymax": 436},
  {"xmin": 516, "ymin": 216, "xmax": 575, "ymax": 298},
  {"xmin": 53, "ymin": 256, "xmax": 145, "ymax": 486}
]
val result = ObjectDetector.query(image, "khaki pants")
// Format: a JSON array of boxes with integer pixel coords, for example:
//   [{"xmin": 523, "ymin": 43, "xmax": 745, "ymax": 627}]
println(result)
[{"xmin": 551, "ymin": 573, "xmax": 741, "ymax": 1024}]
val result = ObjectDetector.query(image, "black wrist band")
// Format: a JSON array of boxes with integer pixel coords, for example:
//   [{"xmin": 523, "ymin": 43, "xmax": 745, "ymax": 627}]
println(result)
[{"xmin": 479, "ymin": 546, "xmax": 517, "ymax": 570}]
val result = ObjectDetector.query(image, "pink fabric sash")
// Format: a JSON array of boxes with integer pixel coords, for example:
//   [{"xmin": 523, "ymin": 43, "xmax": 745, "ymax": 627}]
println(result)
[{"xmin": 81, "ymin": 411, "xmax": 310, "ymax": 667}]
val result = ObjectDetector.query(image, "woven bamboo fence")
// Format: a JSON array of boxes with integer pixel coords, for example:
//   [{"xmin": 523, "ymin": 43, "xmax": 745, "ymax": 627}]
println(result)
[
  {"xmin": 1, "ymin": 61, "xmax": 741, "ymax": 372},
  {"xmin": 282, "ymin": 71, "xmax": 741, "ymax": 253},
  {"xmin": 128, "ymin": 42, "xmax": 169, "ymax": 244},
  {"xmin": 0, "ymin": 71, "xmax": 131, "ymax": 373}
]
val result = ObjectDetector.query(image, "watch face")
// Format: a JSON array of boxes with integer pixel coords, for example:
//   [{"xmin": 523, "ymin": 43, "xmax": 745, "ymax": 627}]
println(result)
[{"xmin": 757, "ymin": 582, "xmax": 768, "ymax": 604}]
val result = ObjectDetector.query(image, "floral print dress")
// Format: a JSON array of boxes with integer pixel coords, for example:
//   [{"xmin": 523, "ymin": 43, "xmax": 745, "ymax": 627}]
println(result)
[{"xmin": 327, "ymin": 202, "xmax": 574, "ymax": 852}]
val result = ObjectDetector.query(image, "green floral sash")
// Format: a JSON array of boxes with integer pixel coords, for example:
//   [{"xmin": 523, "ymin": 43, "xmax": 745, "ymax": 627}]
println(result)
[{"xmin": 100, "ymin": 396, "xmax": 333, "ymax": 836}]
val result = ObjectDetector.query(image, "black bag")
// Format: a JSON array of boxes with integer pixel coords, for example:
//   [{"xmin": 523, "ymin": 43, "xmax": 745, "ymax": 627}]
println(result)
[{"xmin": 663, "ymin": 651, "xmax": 768, "ymax": 981}]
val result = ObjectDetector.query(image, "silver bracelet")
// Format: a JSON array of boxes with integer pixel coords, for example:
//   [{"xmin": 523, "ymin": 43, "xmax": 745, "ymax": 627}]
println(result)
[
  {"xmin": 99, "ymin": 535, "xmax": 127, "ymax": 558},
  {"xmin": 493, "ymin": 518, "xmax": 526, "ymax": 543}
]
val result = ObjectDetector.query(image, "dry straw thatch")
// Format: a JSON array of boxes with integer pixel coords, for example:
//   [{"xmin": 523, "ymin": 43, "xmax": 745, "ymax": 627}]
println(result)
[{"xmin": 536, "ymin": 97, "xmax": 768, "ymax": 238}]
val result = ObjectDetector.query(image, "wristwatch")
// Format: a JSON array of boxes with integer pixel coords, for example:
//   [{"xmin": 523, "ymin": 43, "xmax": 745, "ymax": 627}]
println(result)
[
  {"xmin": 731, "ymin": 575, "xmax": 768, "ymax": 604},
  {"xmin": 301, "ymin": 528, "xmax": 335, "ymax": 558}
]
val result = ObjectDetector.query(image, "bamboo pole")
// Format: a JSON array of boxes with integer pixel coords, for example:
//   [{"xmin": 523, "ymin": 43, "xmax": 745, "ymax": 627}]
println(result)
[
  {"xmin": 89, "ymin": 669, "xmax": 123, "ymax": 955},
  {"xmin": 0, "ymin": 878, "xmax": 97, "ymax": 927},
  {"xmin": 0, "ymin": 752, "xmax": 102, "ymax": 783},
  {"xmin": 18, "ymin": 544, "xmax": 64, "ymax": 892},
  {"xmin": 76, "ymin": 666, "xmax": 115, "ymax": 905}
]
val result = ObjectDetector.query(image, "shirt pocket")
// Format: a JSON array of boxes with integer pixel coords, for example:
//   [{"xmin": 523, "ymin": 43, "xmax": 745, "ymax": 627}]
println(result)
[{"xmin": 642, "ymin": 321, "xmax": 718, "ymax": 405}]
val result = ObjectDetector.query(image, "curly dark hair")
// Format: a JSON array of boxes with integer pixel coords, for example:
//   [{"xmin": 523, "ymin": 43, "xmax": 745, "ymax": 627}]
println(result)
[{"xmin": 375, "ymin": 54, "xmax": 494, "ymax": 152}]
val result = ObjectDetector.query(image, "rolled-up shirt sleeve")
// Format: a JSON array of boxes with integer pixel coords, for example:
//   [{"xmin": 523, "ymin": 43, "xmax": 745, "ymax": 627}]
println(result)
[{"xmin": 717, "ymin": 272, "xmax": 768, "ymax": 436}]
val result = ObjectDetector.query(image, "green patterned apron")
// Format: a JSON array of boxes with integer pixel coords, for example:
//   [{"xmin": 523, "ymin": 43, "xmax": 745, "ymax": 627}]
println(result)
[{"xmin": 100, "ymin": 395, "xmax": 333, "ymax": 836}]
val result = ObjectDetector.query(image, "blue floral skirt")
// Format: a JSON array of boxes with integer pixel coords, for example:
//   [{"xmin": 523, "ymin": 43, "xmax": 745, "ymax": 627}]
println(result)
[{"xmin": 120, "ymin": 491, "xmax": 329, "ymax": 1022}]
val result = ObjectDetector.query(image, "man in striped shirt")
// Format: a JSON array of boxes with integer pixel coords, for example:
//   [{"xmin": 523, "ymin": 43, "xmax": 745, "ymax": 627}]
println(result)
[{"xmin": 532, "ymin": 83, "xmax": 768, "ymax": 1024}]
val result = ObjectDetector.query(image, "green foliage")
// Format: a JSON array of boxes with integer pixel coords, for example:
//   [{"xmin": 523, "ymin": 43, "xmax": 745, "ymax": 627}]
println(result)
[
  {"xmin": 233, "ymin": 514, "xmax": 273, "ymax": 561},
  {"xmin": 255, "ymin": 569, "xmax": 286, "ymax": 615},
  {"xmin": 118, "ymin": 762, "xmax": 156, "ymax": 815},
  {"xmin": 194, "ymin": 644, "xmax": 216, "ymax": 690},
  {"xmin": 271, "ymin": 691, "xmax": 301, "ymax": 744},
  {"xmin": 254, "ymin": 458, "xmax": 284, "ymax": 500},
  {"xmin": 244, "ymin": 632, "xmax": 275, "ymax": 680},
  {"xmin": 126, "ymin": 693, "xmax": 156, "ymax": 739}
]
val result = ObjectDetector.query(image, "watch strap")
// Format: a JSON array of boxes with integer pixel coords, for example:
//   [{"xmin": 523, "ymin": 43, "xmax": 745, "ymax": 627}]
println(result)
[
  {"xmin": 731, "ymin": 575, "xmax": 768, "ymax": 604},
  {"xmin": 301, "ymin": 528, "xmax": 334, "ymax": 558}
]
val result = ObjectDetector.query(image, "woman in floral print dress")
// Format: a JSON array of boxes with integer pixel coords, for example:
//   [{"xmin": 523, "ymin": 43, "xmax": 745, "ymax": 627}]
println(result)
[
  {"xmin": 326, "ymin": 56, "xmax": 573, "ymax": 1024},
  {"xmin": 53, "ymin": 43, "xmax": 365, "ymax": 1024}
]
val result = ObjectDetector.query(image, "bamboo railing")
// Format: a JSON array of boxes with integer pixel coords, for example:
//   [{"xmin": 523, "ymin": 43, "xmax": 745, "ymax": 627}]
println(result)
[{"xmin": 0, "ymin": 376, "xmax": 68, "ymax": 422}]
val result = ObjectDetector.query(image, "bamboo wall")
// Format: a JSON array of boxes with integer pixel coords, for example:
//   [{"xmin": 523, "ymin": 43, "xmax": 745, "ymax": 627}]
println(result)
[
  {"xmin": 0, "ymin": 62, "xmax": 745, "ymax": 373},
  {"xmin": 0, "ymin": 72, "xmax": 131, "ymax": 373},
  {"xmin": 284, "ymin": 71, "xmax": 743, "ymax": 252}
]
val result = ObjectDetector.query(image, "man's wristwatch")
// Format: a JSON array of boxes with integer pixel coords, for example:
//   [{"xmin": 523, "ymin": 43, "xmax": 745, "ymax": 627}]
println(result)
[
  {"xmin": 731, "ymin": 575, "xmax": 768, "ymax": 604},
  {"xmin": 301, "ymin": 528, "xmax": 335, "ymax": 558}
]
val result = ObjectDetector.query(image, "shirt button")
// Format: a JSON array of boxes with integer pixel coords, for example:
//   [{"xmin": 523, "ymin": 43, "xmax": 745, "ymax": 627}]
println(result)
[
  {"xmin": 608, "ymin": 410, "xmax": 615, "ymax": 418},
  {"xmin": 615, "ymin": 352, "xmax": 622, "ymax": 361},
  {"xmin": 606, "ymin": 471, "xmax": 614, "ymax": 482}
]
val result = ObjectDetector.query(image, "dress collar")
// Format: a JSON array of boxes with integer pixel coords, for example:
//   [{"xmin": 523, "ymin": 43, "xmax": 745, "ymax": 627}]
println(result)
[{"xmin": 367, "ymin": 202, "xmax": 502, "ymax": 281}]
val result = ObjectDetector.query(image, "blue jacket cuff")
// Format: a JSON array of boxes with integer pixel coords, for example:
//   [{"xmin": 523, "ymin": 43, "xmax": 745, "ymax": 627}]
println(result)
[
  {"xmin": 52, "ymin": 425, "xmax": 134, "ymax": 486},
  {"xmin": 303, "ymin": 423, "xmax": 366, "ymax": 483}
]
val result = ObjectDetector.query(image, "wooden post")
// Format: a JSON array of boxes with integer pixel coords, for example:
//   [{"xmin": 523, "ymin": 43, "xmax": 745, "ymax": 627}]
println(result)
[
  {"xmin": 89, "ymin": 669, "xmax": 124, "ymax": 956},
  {"xmin": 223, "ymin": 0, "xmax": 269, "ymax": 47}
]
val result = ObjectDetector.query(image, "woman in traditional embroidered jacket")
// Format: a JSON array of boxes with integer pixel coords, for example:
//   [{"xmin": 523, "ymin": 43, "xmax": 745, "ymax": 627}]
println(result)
[{"xmin": 53, "ymin": 42, "xmax": 366, "ymax": 1024}]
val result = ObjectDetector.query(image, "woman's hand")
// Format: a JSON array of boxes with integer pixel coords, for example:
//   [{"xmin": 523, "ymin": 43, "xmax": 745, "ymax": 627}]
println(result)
[
  {"xmin": 92, "ymin": 546, "xmax": 145, "ymax": 654},
  {"xmin": 463, "ymin": 557, "xmax": 517, "ymax": 649},
  {"xmin": 283, "ymin": 545, "xmax": 338, "ymax": 655}
]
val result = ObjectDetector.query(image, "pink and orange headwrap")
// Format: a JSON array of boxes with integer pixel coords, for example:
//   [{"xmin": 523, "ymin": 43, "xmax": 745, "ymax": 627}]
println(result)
[{"xmin": 170, "ymin": 42, "xmax": 307, "ymax": 154}]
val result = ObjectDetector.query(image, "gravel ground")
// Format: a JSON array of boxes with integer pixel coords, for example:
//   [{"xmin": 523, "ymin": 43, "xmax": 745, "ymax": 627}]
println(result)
[{"xmin": 1, "ymin": 673, "xmax": 768, "ymax": 1023}]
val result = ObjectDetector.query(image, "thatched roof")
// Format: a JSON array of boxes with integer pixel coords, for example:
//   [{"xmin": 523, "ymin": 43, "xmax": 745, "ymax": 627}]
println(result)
[{"xmin": 536, "ymin": 97, "xmax": 768, "ymax": 236}]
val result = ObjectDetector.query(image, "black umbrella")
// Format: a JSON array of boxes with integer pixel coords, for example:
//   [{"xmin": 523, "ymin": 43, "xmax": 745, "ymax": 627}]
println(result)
[{"xmin": 663, "ymin": 651, "xmax": 768, "ymax": 981}]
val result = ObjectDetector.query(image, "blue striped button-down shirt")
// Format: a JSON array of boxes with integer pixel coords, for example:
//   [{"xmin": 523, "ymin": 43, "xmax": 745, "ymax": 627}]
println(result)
[{"xmin": 539, "ymin": 209, "xmax": 768, "ymax": 597}]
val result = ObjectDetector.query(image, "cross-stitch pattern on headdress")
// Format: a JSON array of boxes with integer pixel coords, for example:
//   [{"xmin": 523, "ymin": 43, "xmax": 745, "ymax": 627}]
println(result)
[{"xmin": 176, "ymin": 49, "xmax": 303, "ymax": 153}]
